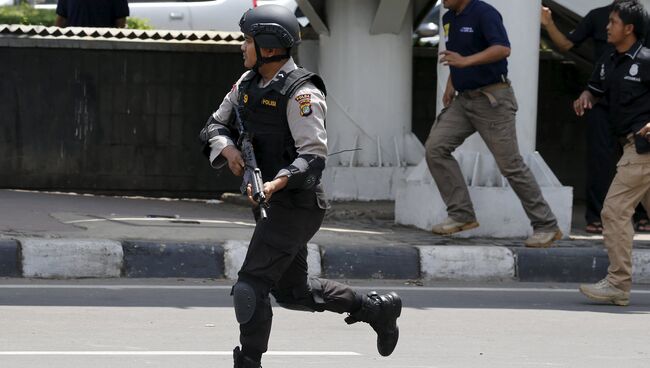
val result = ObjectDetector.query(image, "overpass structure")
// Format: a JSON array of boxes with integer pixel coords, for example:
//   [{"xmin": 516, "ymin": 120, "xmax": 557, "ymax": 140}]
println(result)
[{"xmin": 292, "ymin": 0, "xmax": 648, "ymax": 237}]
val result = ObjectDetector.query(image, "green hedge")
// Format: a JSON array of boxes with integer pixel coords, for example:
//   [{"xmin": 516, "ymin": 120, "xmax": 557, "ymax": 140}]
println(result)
[{"xmin": 0, "ymin": 4, "xmax": 152, "ymax": 29}]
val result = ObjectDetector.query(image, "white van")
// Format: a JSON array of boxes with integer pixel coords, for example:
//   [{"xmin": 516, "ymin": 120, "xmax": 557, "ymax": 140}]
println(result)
[{"xmin": 35, "ymin": 0, "xmax": 298, "ymax": 32}]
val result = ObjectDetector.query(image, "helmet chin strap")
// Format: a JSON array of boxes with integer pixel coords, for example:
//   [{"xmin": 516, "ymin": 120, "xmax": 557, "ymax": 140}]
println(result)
[{"xmin": 252, "ymin": 40, "xmax": 290, "ymax": 72}]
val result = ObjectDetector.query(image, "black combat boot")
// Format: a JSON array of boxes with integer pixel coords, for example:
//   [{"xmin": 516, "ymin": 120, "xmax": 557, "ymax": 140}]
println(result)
[
  {"xmin": 233, "ymin": 347, "xmax": 262, "ymax": 368},
  {"xmin": 344, "ymin": 291, "xmax": 402, "ymax": 356}
]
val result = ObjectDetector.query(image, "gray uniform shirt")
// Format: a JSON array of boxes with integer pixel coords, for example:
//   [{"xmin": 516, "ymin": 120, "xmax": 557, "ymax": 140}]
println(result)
[{"xmin": 207, "ymin": 58, "xmax": 327, "ymax": 181}]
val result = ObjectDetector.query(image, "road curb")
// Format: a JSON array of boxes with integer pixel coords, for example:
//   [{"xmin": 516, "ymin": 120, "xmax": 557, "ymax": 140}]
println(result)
[
  {"xmin": 3, "ymin": 237, "xmax": 650, "ymax": 284},
  {"xmin": 320, "ymin": 244, "xmax": 420, "ymax": 279},
  {"xmin": 222, "ymin": 240, "xmax": 322, "ymax": 280},
  {"xmin": 418, "ymin": 246, "xmax": 515, "ymax": 281},
  {"xmin": 0, "ymin": 239, "xmax": 21, "ymax": 277},
  {"xmin": 633, "ymin": 249, "xmax": 650, "ymax": 284},
  {"xmin": 20, "ymin": 238, "xmax": 123, "ymax": 278},
  {"xmin": 513, "ymin": 247, "xmax": 609, "ymax": 282},
  {"xmin": 122, "ymin": 240, "xmax": 224, "ymax": 278}
]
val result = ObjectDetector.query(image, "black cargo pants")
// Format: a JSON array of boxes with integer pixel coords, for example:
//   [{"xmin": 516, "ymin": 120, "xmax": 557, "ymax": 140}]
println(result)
[{"xmin": 234, "ymin": 191, "xmax": 360, "ymax": 361}]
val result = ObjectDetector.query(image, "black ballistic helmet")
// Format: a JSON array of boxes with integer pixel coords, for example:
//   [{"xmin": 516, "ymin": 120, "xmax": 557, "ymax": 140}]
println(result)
[{"xmin": 239, "ymin": 4, "xmax": 301, "ymax": 67}]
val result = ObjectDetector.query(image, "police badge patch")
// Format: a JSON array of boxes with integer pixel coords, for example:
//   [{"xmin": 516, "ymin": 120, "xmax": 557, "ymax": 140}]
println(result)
[
  {"xmin": 295, "ymin": 94, "xmax": 312, "ymax": 117},
  {"xmin": 630, "ymin": 63, "xmax": 639, "ymax": 76}
]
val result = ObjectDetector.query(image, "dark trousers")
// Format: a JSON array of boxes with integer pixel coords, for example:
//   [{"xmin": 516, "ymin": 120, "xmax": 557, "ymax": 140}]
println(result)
[
  {"xmin": 585, "ymin": 104, "xmax": 648, "ymax": 224},
  {"xmin": 235, "ymin": 193, "xmax": 359, "ymax": 361}
]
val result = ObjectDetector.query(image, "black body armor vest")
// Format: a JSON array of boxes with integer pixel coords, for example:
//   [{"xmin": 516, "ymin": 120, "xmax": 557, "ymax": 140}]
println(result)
[{"xmin": 238, "ymin": 68, "xmax": 326, "ymax": 183}]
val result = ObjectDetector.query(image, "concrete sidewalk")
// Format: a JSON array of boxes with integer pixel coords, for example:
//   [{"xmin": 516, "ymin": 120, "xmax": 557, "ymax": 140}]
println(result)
[{"xmin": 1, "ymin": 189, "xmax": 650, "ymax": 283}]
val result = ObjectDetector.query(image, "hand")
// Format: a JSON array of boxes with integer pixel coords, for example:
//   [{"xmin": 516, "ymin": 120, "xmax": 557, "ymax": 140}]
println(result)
[
  {"xmin": 637, "ymin": 122, "xmax": 650, "ymax": 142},
  {"xmin": 573, "ymin": 91, "xmax": 595, "ymax": 117},
  {"xmin": 541, "ymin": 7, "xmax": 553, "ymax": 27},
  {"xmin": 439, "ymin": 50, "xmax": 469, "ymax": 68},
  {"xmin": 442, "ymin": 84, "xmax": 456, "ymax": 108},
  {"xmin": 221, "ymin": 146, "xmax": 245, "ymax": 176},
  {"xmin": 246, "ymin": 177, "xmax": 289, "ymax": 205}
]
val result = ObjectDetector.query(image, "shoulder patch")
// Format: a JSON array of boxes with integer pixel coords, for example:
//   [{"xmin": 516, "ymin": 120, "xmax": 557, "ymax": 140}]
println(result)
[{"xmin": 295, "ymin": 94, "xmax": 312, "ymax": 117}]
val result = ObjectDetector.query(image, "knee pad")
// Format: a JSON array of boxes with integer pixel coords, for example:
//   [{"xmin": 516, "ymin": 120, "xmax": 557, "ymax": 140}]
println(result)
[{"xmin": 232, "ymin": 281, "xmax": 257, "ymax": 324}]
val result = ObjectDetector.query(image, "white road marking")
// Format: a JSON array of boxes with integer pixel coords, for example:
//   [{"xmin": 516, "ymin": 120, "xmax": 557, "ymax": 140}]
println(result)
[
  {"xmin": 0, "ymin": 351, "xmax": 361, "ymax": 356},
  {"xmin": 63, "ymin": 217, "xmax": 385, "ymax": 235},
  {"xmin": 0, "ymin": 284, "xmax": 649, "ymax": 294}
]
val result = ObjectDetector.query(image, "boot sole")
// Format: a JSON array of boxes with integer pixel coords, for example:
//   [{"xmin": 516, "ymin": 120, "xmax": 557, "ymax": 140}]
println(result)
[
  {"xmin": 432, "ymin": 221, "xmax": 479, "ymax": 235},
  {"xmin": 579, "ymin": 286, "xmax": 629, "ymax": 306},
  {"xmin": 377, "ymin": 292, "xmax": 402, "ymax": 357},
  {"xmin": 525, "ymin": 230, "xmax": 563, "ymax": 248}
]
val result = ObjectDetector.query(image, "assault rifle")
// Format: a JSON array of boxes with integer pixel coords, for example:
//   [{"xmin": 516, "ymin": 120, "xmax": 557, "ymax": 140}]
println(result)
[{"xmin": 233, "ymin": 105, "xmax": 268, "ymax": 220}]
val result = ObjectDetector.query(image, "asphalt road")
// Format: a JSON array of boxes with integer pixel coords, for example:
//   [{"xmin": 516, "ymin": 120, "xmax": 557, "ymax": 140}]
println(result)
[{"xmin": 0, "ymin": 279, "xmax": 649, "ymax": 368}]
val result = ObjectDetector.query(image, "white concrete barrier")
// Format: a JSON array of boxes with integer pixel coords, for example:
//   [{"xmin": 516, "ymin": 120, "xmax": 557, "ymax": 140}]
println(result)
[
  {"xmin": 418, "ymin": 246, "xmax": 515, "ymax": 281},
  {"xmin": 223, "ymin": 240, "xmax": 249, "ymax": 280},
  {"xmin": 21, "ymin": 238, "xmax": 122, "ymax": 278},
  {"xmin": 633, "ymin": 249, "xmax": 650, "ymax": 284},
  {"xmin": 223, "ymin": 240, "xmax": 322, "ymax": 280}
]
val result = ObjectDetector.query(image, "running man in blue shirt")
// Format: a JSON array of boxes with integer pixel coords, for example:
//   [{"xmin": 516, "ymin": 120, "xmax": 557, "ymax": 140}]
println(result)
[{"xmin": 425, "ymin": 0, "xmax": 561, "ymax": 247}]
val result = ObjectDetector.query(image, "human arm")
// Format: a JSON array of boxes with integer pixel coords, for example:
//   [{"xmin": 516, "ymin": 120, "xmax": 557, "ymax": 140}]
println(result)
[
  {"xmin": 573, "ymin": 90, "xmax": 597, "ymax": 117},
  {"xmin": 439, "ymin": 7, "xmax": 511, "ymax": 68},
  {"xmin": 439, "ymin": 45, "xmax": 510, "ymax": 69},
  {"xmin": 271, "ymin": 83, "xmax": 328, "ymax": 193},
  {"xmin": 55, "ymin": 0, "xmax": 67, "ymax": 27},
  {"xmin": 541, "ymin": 7, "xmax": 574, "ymax": 52},
  {"xmin": 55, "ymin": 16, "xmax": 67, "ymax": 28},
  {"xmin": 199, "ymin": 73, "xmax": 251, "ymax": 175},
  {"xmin": 442, "ymin": 76, "xmax": 455, "ymax": 108},
  {"xmin": 575, "ymin": 56, "xmax": 608, "ymax": 116},
  {"xmin": 115, "ymin": 18, "xmax": 127, "ymax": 28},
  {"xmin": 114, "ymin": 0, "xmax": 130, "ymax": 28},
  {"xmin": 637, "ymin": 122, "xmax": 650, "ymax": 142}
]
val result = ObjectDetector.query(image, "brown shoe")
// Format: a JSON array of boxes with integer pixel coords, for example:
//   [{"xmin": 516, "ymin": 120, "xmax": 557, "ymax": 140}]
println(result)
[
  {"xmin": 431, "ymin": 217, "xmax": 479, "ymax": 235},
  {"xmin": 524, "ymin": 229, "xmax": 562, "ymax": 248},
  {"xmin": 579, "ymin": 278, "xmax": 630, "ymax": 306}
]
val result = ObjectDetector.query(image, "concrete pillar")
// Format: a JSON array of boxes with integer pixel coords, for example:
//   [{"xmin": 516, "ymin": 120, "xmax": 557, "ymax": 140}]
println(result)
[
  {"xmin": 319, "ymin": 0, "xmax": 424, "ymax": 200},
  {"xmin": 396, "ymin": 0, "xmax": 573, "ymax": 238}
]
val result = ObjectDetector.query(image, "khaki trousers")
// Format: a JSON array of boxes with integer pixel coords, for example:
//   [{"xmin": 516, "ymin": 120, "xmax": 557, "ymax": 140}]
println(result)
[
  {"xmin": 602, "ymin": 136, "xmax": 650, "ymax": 292},
  {"xmin": 424, "ymin": 85, "xmax": 558, "ymax": 231}
]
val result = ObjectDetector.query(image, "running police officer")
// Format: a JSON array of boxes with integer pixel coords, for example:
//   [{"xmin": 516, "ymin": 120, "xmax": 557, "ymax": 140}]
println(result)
[
  {"xmin": 575, "ymin": 0, "xmax": 650, "ymax": 306},
  {"xmin": 199, "ymin": 5, "xmax": 401, "ymax": 367}
]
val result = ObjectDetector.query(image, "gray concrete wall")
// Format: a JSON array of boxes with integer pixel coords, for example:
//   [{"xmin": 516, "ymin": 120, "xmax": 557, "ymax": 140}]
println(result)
[
  {"xmin": 0, "ymin": 41, "xmax": 245, "ymax": 196},
  {"xmin": 0, "ymin": 38, "xmax": 588, "ymax": 199}
]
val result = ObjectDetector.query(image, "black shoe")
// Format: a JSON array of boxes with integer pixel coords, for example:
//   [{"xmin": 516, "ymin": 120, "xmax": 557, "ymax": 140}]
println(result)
[
  {"xmin": 233, "ymin": 347, "xmax": 262, "ymax": 368},
  {"xmin": 344, "ymin": 291, "xmax": 401, "ymax": 356}
]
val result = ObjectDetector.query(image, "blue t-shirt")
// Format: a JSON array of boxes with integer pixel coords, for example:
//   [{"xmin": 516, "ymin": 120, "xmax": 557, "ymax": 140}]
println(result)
[
  {"xmin": 56, "ymin": 0, "xmax": 130, "ymax": 28},
  {"xmin": 442, "ymin": 0, "xmax": 510, "ymax": 92}
]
